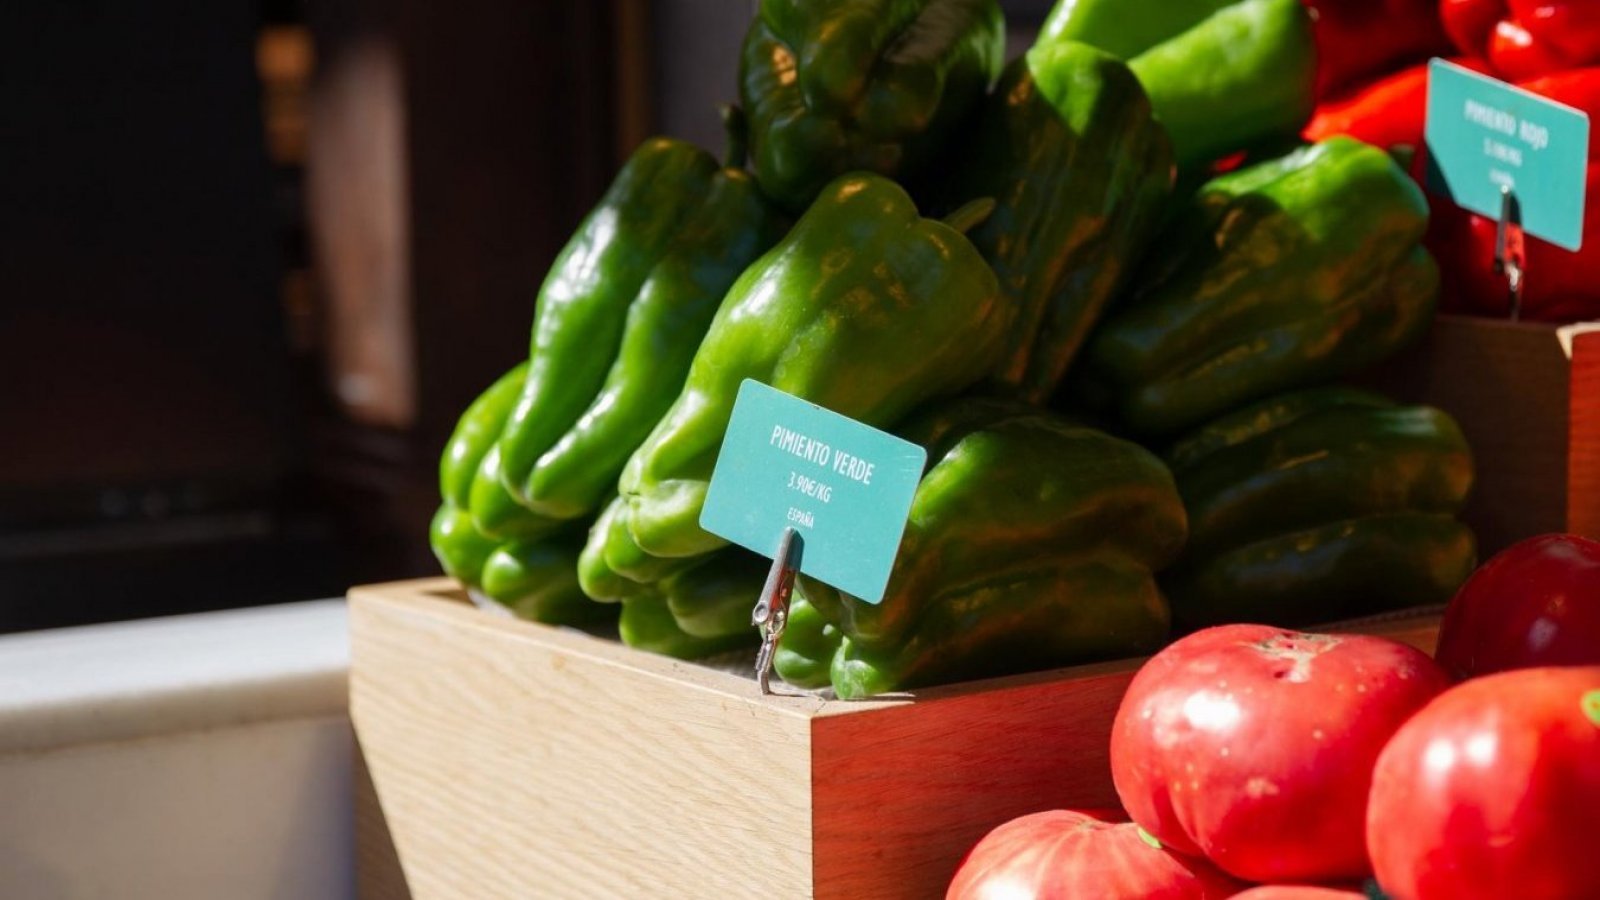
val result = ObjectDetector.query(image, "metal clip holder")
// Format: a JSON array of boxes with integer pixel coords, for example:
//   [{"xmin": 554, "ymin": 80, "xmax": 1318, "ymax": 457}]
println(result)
[
  {"xmin": 751, "ymin": 526, "xmax": 801, "ymax": 695},
  {"xmin": 1494, "ymin": 185, "xmax": 1527, "ymax": 321}
]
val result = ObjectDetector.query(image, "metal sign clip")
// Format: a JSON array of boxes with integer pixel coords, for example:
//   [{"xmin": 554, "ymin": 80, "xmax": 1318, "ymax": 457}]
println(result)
[
  {"xmin": 751, "ymin": 527, "xmax": 801, "ymax": 695},
  {"xmin": 1494, "ymin": 185, "xmax": 1527, "ymax": 321}
]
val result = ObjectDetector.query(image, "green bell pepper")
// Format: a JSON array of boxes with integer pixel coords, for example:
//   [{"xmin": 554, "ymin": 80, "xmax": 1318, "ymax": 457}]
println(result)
[
  {"xmin": 739, "ymin": 0, "xmax": 1005, "ymax": 211},
  {"xmin": 429, "ymin": 504, "xmax": 500, "ymax": 589},
  {"xmin": 498, "ymin": 116, "xmax": 787, "ymax": 521},
  {"xmin": 803, "ymin": 399, "xmax": 1186, "ymax": 698},
  {"xmin": 480, "ymin": 532, "xmax": 617, "ymax": 627},
  {"xmin": 432, "ymin": 362, "xmax": 564, "ymax": 587},
  {"xmin": 1162, "ymin": 387, "xmax": 1477, "ymax": 628},
  {"xmin": 619, "ymin": 594, "xmax": 755, "ymax": 660},
  {"xmin": 773, "ymin": 595, "xmax": 841, "ymax": 690},
  {"xmin": 576, "ymin": 496, "xmax": 700, "ymax": 602},
  {"xmin": 1078, "ymin": 137, "xmax": 1439, "ymax": 438},
  {"xmin": 950, "ymin": 41, "xmax": 1173, "ymax": 403},
  {"xmin": 602, "ymin": 173, "xmax": 1010, "ymax": 572},
  {"xmin": 1036, "ymin": 0, "xmax": 1315, "ymax": 170}
]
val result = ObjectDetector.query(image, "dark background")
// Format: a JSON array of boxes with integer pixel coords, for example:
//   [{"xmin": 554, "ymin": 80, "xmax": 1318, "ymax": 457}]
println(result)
[{"xmin": 0, "ymin": 0, "xmax": 1051, "ymax": 633}]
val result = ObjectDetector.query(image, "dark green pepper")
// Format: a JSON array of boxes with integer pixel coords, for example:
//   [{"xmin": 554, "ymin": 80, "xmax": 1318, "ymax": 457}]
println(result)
[
  {"xmin": 803, "ymin": 399, "xmax": 1186, "ymax": 698},
  {"xmin": 498, "ymin": 116, "xmax": 787, "ymax": 521},
  {"xmin": 1036, "ymin": 0, "xmax": 1315, "ymax": 170},
  {"xmin": 600, "ymin": 173, "xmax": 1010, "ymax": 571},
  {"xmin": 950, "ymin": 41, "xmax": 1173, "ymax": 402},
  {"xmin": 1078, "ymin": 137, "xmax": 1439, "ymax": 438},
  {"xmin": 480, "ymin": 533, "xmax": 617, "ymax": 627},
  {"xmin": 1162, "ymin": 387, "xmax": 1477, "ymax": 628},
  {"xmin": 739, "ymin": 0, "xmax": 1005, "ymax": 211}
]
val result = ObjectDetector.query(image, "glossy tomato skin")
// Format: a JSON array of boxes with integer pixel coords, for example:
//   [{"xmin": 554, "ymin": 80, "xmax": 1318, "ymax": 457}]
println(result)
[
  {"xmin": 946, "ymin": 809, "xmax": 1246, "ymax": 900},
  {"xmin": 1368, "ymin": 666, "xmax": 1600, "ymax": 900},
  {"xmin": 1435, "ymin": 533, "xmax": 1600, "ymax": 679},
  {"xmin": 1232, "ymin": 887, "xmax": 1364, "ymax": 899},
  {"xmin": 1111, "ymin": 625, "xmax": 1451, "ymax": 883}
]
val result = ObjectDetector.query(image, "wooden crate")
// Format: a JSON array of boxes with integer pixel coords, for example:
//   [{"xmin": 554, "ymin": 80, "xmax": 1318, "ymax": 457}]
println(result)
[
  {"xmin": 1358, "ymin": 314, "xmax": 1600, "ymax": 554},
  {"xmin": 350, "ymin": 578, "xmax": 1441, "ymax": 900}
]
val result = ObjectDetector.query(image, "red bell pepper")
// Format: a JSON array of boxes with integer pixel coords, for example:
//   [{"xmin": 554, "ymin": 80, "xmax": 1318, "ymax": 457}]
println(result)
[
  {"xmin": 1442, "ymin": 0, "xmax": 1600, "ymax": 79},
  {"xmin": 1306, "ymin": 0, "xmax": 1455, "ymax": 97},
  {"xmin": 1511, "ymin": 0, "xmax": 1600, "ymax": 65},
  {"xmin": 1305, "ymin": 58, "xmax": 1493, "ymax": 148},
  {"xmin": 1441, "ymin": 0, "xmax": 1504, "ymax": 59}
]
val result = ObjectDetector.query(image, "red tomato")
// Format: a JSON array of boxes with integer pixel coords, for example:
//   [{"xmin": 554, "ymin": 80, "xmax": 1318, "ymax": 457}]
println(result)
[
  {"xmin": 946, "ymin": 809, "xmax": 1246, "ymax": 900},
  {"xmin": 1367, "ymin": 666, "xmax": 1600, "ymax": 900},
  {"xmin": 1435, "ymin": 533, "xmax": 1600, "ymax": 679},
  {"xmin": 1232, "ymin": 887, "xmax": 1364, "ymax": 899},
  {"xmin": 1110, "ymin": 625, "xmax": 1451, "ymax": 883}
]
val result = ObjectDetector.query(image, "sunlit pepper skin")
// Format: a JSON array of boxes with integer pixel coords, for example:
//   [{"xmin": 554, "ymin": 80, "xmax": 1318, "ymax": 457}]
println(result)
[
  {"xmin": 949, "ymin": 41, "xmax": 1173, "ymax": 403},
  {"xmin": 619, "ymin": 588, "xmax": 756, "ymax": 660},
  {"xmin": 1078, "ymin": 137, "xmax": 1438, "ymax": 438},
  {"xmin": 802, "ymin": 398, "xmax": 1186, "ymax": 699},
  {"xmin": 1037, "ymin": 0, "xmax": 1316, "ymax": 170},
  {"xmin": 773, "ymin": 595, "xmax": 841, "ymax": 690},
  {"xmin": 1162, "ymin": 387, "xmax": 1477, "ymax": 629},
  {"xmin": 480, "ymin": 532, "xmax": 616, "ymax": 627},
  {"xmin": 431, "ymin": 363, "xmax": 564, "ymax": 588},
  {"xmin": 497, "ymin": 121, "xmax": 787, "ymax": 522},
  {"xmin": 738, "ymin": 0, "xmax": 1005, "ymax": 211},
  {"xmin": 602, "ymin": 173, "xmax": 1009, "ymax": 574}
]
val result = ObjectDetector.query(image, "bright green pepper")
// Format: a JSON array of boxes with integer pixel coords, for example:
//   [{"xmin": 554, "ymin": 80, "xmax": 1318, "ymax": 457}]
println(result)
[
  {"xmin": 950, "ymin": 41, "xmax": 1173, "ymax": 403},
  {"xmin": 619, "ymin": 595, "xmax": 754, "ymax": 660},
  {"xmin": 1077, "ymin": 137, "xmax": 1439, "ymax": 438},
  {"xmin": 661, "ymin": 550, "xmax": 769, "ymax": 640},
  {"xmin": 576, "ymin": 496, "xmax": 701, "ymax": 602},
  {"xmin": 480, "ymin": 533, "xmax": 616, "ymax": 627},
  {"xmin": 498, "ymin": 116, "xmax": 787, "ymax": 521},
  {"xmin": 600, "ymin": 173, "xmax": 1010, "ymax": 572},
  {"xmin": 1036, "ymin": 0, "xmax": 1315, "ymax": 170},
  {"xmin": 432, "ymin": 363, "xmax": 563, "ymax": 588},
  {"xmin": 440, "ymin": 361, "xmax": 528, "ymax": 511},
  {"xmin": 773, "ymin": 595, "xmax": 841, "ymax": 690},
  {"xmin": 1162, "ymin": 387, "xmax": 1477, "ymax": 628},
  {"xmin": 802, "ymin": 398, "xmax": 1186, "ymax": 698},
  {"xmin": 429, "ymin": 504, "xmax": 500, "ymax": 589},
  {"xmin": 739, "ymin": 0, "xmax": 1005, "ymax": 211}
]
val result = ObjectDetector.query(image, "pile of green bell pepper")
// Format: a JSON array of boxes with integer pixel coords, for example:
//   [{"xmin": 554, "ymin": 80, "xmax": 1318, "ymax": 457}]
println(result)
[
  {"xmin": 593, "ymin": 172, "xmax": 1010, "ymax": 581},
  {"xmin": 1078, "ymin": 137, "xmax": 1439, "ymax": 438},
  {"xmin": 417, "ymin": 1, "xmax": 1484, "ymax": 687},
  {"xmin": 796, "ymin": 398, "xmax": 1187, "ymax": 698},
  {"xmin": 1161, "ymin": 387, "xmax": 1477, "ymax": 628}
]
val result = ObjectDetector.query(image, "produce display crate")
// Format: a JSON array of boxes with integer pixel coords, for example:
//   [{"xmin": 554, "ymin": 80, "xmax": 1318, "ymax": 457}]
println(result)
[
  {"xmin": 350, "ymin": 578, "xmax": 1441, "ymax": 899},
  {"xmin": 1358, "ymin": 314, "xmax": 1600, "ymax": 554}
]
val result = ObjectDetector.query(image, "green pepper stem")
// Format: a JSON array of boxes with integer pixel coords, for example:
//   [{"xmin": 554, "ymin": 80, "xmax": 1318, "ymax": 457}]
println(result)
[
  {"xmin": 719, "ymin": 104, "xmax": 748, "ymax": 170},
  {"xmin": 942, "ymin": 197, "xmax": 996, "ymax": 235}
]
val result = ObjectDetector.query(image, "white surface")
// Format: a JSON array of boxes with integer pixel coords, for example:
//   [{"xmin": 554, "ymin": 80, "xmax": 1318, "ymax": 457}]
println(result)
[
  {"xmin": 0, "ymin": 600, "xmax": 349, "ymax": 754},
  {"xmin": 0, "ymin": 715, "xmax": 354, "ymax": 900},
  {"xmin": 0, "ymin": 600, "xmax": 355, "ymax": 900}
]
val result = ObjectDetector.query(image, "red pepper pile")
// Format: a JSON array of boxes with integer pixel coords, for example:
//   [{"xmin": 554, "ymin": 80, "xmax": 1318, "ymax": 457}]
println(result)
[{"xmin": 1303, "ymin": 1, "xmax": 1600, "ymax": 322}]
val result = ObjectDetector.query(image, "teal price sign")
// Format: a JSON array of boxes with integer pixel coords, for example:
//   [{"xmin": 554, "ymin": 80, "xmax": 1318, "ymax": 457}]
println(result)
[
  {"xmin": 1425, "ymin": 58, "xmax": 1590, "ymax": 250},
  {"xmin": 698, "ymin": 380, "xmax": 926, "ymax": 605}
]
